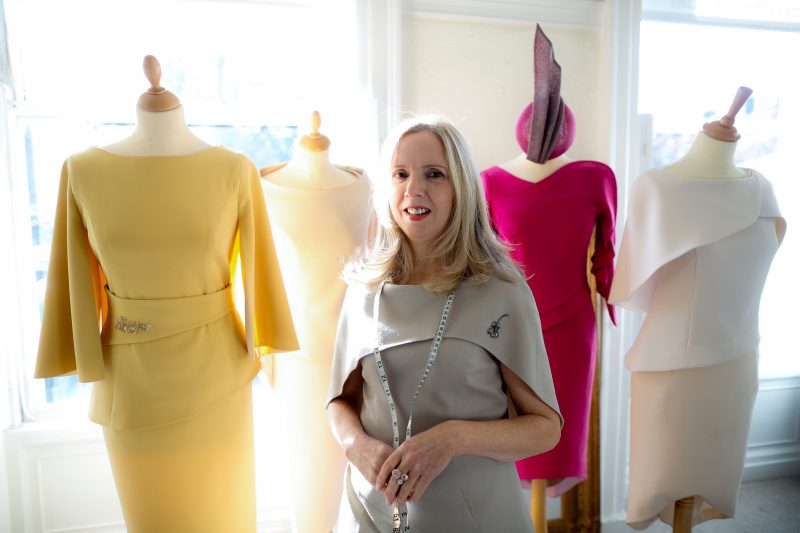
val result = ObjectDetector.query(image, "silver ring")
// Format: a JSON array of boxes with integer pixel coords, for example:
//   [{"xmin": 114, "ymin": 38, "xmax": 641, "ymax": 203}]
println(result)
[{"xmin": 391, "ymin": 468, "xmax": 409, "ymax": 486}]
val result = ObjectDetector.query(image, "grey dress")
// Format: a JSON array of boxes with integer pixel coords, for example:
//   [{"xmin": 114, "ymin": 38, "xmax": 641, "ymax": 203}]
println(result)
[{"xmin": 328, "ymin": 275, "xmax": 561, "ymax": 533}]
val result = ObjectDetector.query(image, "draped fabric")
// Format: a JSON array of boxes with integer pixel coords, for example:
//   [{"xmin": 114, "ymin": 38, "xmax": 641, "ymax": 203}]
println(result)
[
  {"xmin": 0, "ymin": 24, "xmax": 15, "ymax": 429},
  {"xmin": 610, "ymin": 169, "xmax": 785, "ymax": 371},
  {"xmin": 0, "ymin": 0, "xmax": 12, "ymax": 91},
  {"xmin": 610, "ymin": 168, "xmax": 785, "ymax": 528}
]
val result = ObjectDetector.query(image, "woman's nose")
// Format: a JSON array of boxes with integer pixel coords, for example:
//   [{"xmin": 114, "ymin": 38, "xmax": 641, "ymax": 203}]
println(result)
[{"xmin": 404, "ymin": 174, "xmax": 425, "ymax": 197}]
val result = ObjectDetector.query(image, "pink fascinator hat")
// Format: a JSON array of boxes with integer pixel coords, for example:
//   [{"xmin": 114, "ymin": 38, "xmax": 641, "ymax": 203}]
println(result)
[{"xmin": 516, "ymin": 24, "xmax": 576, "ymax": 162}]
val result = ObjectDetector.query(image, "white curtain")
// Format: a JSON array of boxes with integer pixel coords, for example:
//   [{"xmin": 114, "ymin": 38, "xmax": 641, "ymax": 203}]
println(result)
[
  {"xmin": 0, "ymin": 0, "xmax": 18, "ymax": 431},
  {"xmin": 0, "ymin": 0, "xmax": 11, "ymax": 89}
]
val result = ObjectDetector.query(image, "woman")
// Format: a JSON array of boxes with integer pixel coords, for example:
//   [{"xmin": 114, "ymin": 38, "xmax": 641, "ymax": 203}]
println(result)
[{"xmin": 327, "ymin": 114, "xmax": 562, "ymax": 532}]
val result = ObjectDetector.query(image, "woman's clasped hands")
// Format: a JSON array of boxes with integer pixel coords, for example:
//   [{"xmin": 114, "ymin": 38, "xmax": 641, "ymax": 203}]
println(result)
[{"xmin": 373, "ymin": 422, "xmax": 456, "ymax": 506}]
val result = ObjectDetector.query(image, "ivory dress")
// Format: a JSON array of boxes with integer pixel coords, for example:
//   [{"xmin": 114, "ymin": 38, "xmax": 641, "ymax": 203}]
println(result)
[
  {"xmin": 481, "ymin": 161, "xmax": 617, "ymax": 495},
  {"xmin": 610, "ymin": 168, "xmax": 785, "ymax": 528},
  {"xmin": 328, "ymin": 276, "xmax": 562, "ymax": 533},
  {"xmin": 261, "ymin": 164, "xmax": 371, "ymax": 532},
  {"xmin": 34, "ymin": 146, "xmax": 298, "ymax": 532}
]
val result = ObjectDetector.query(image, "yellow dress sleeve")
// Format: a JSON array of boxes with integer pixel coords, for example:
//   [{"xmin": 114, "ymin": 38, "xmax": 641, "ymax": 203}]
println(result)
[
  {"xmin": 34, "ymin": 160, "xmax": 108, "ymax": 382},
  {"xmin": 234, "ymin": 156, "xmax": 298, "ymax": 363}
]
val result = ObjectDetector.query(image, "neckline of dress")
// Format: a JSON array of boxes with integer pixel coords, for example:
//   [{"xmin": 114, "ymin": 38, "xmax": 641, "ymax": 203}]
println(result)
[
  {"xmin": 491, "ymin": 159, "xmax": 590, "ymax": 188},
  {"xmin": 383, "ymin": 282, "xmax": 432, "ymax": 290},
  {"xmin": 91, "ymin": 145, "xmax": 224, "ymax": 159},
  {"xmin": 650, "ymin": 166, "xmax": 756, "ymax": 183},
  {"xmin": 261, "ymin": 164, "xmax": 366, "ymax": 194}
]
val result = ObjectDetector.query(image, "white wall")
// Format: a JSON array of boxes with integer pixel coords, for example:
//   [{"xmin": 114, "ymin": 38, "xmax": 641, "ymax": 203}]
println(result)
[{"xmin": 400, "ymin": 14, "xmax": 609, "ymax": 170}]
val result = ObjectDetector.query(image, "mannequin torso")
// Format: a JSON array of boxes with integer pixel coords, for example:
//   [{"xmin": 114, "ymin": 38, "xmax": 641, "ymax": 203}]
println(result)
[
  {"xmin": 661, "ymin": 132, "xmax": 748, "ymax": 180},
  {"xmin": 262, "ymin": 110, "xmax": 356, "ymax": 189},
  {"xmin": 100, "ymin": 106, "xmax": 211, "ymax": 157},
  {"xmin": 614, "ymin": 88, "xmax": 788, "ymax": 533},
  {"xmin": 499, "ymin": 152, "xmax": 572, "ymax": 183},
  {"xmin": 262, "ymin": 145, "xmax": 355, "ymax": 189}
]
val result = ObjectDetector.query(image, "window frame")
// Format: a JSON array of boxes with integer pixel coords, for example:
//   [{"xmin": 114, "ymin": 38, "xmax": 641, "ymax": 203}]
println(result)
[{"xmin": 3, "ymin": 0, "xmax": 399, "ymax": 425}]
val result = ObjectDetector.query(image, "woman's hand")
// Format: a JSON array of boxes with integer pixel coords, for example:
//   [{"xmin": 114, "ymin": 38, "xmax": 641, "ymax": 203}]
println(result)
[
  {"xmin": 371, "ymin": 362, "xmax": 561, "ymax": 508},
  {"xmin": 375, "ymin": 422, "xmax": 456, "ymax": 506},
  {"xmin": 329, "ymin": 363, "xmax": 396, "ymax": 487},
  {"xmin": 345, "ymin": 433, "xmax": 395, "ymax": 487}
]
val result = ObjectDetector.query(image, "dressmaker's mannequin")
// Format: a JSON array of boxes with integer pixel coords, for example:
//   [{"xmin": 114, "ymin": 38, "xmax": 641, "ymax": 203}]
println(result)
[
  {"xmin": 35, "ymin": 54, "xmax": 298, "ymax": 532},
  {"xmin": 481, "ymin": 26, "xmax": 617, "ymax": 533},
  {"xmin": 494, "ymin": 102, "xmax": 610, "ymax": 533},
  {"xmin": 101, "ymin": 55, "xmax": 210, "ymax": 156},
  {"xmin": 613, "ymin": 87, "xmax": 785, "ymax": 532},
  {"xmin": 660, "ymin": 87, "xmax": 778, "ymax": 533},
  {"xmin": 497, "ymin": 101, "xmax": 572, "ymax": 533},
  {"xmin": 663, "ymin": 86, "xmax": 751, "ymax": 180},
  {"xmin": 261, "ymin": 112, "xmax": 370, "ymax": 533},
  {"xmin": 261, "ymin": 111, "xmax": 355, "ymax": 188},
  {"xmin": 499, "ymin": 153, "xmax": 570, "ymax": 182}
]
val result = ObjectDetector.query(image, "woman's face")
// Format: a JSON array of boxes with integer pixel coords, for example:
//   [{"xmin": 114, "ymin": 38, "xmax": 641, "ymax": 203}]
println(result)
[{"xmin": 389, "ymin": 131, "xmax": 454, "ymax": 255}]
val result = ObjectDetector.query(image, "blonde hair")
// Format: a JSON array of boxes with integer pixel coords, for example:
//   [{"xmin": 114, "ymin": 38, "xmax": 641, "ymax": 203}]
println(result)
[{"xmin": 349, "ymin": 114, "xmax": 523, "ymax": 294}]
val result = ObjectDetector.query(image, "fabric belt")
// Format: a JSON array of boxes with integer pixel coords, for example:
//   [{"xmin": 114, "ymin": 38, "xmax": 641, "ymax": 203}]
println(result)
[{"xmin": 102, "ymin": 285, "xmax": 235, "ymax": 346}]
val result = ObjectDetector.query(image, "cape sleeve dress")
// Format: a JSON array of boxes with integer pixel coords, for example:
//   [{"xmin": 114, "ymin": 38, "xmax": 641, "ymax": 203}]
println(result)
[
  {"xmin": 328, "ymin": 275, "xmax": 561, "ymax": 533},
  {"xmin": 34, "ymin": 146, "xmax": 298, "ymax": 532},
  {"xmin": 609, "ymin": 169, "xmax": 785, "ymax": 529},
  {"xmin": 481, "ymin": 160, "xmax": 616, "ymax": 495}
]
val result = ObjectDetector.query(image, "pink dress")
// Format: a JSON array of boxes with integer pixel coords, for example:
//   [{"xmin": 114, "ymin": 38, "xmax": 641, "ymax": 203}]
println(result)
[{"xmin": 481, "ymin": 161, "xmax": 616, "ymax": 496}]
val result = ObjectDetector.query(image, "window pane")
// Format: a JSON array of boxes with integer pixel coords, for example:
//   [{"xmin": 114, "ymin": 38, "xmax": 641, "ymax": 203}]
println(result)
[
  {"xmin": 11, "ymin": 0, "xmax": 371, "ymax": 418},
  {"xmin": 639, "ymin": 21, "xmax": 800, "ymax": 378},
  {"xmin": 643, "ymin": 0, "xmax": 800, "ymax": 25}
]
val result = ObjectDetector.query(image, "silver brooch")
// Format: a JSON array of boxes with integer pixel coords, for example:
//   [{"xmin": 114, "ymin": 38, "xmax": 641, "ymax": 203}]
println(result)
[
  {"xmin": 114, "ymin": 316, "xmax": 152, "ymax": 334},
  {"xmin": 487, "ymin": 314, "xmax": 509, "ymax": 339}
]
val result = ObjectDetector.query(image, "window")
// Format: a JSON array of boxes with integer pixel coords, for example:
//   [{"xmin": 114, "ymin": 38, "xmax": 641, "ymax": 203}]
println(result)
[
  {"xmin": 5, "ymin": 0, "xmax": 376, "ymax": 420},
  {"xmin": 639, "ymin": 16, "xmax": 800, "ymax": 378}
]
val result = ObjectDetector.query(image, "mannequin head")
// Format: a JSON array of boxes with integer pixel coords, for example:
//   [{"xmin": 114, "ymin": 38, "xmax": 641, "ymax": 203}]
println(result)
[
  {"xmin": 137, "ymin": 55, "xmax": 180, "ymax": 112},
  {"xmin": 515, "ymin": 102, "xmax": 575, "ymax": 159},
  {"xmin": 702, "ymin": 86, "xmax": 752, "ymax": 142}
]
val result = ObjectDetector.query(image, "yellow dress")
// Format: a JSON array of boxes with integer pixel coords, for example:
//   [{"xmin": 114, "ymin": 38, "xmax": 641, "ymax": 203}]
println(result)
[{"xmin": 34, "ymin": 146, "xmax": 298, "ymax": 532}]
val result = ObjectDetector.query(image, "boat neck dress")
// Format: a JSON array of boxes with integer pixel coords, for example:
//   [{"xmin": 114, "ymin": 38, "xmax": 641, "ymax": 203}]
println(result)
[
  {"xmin": 327, "ymin": 275, "xmax": 562, "ymax": 533},
  {"xmin": 481, "ymin": 160, "xmax": 617, "ymax": 495},
  {"xmin": 610, "ymin": 168, "xmax": 785, "ymax": 528},
  {"xmin": 261, "ymin": 163, "xmax": 372, "ymax": 533},
  {"xmin": 34, "ymin": 145, "xmax": 298, "ymax": 532}
]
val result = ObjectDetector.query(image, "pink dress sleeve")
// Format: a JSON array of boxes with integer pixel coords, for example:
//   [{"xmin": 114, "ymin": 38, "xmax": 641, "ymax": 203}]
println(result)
[{"xmin": 590, "ymin": 166, "xmax": 617, "ymax": 325}]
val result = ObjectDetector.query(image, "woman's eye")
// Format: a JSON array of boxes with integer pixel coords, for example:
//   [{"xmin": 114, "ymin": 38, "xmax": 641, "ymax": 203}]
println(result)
[
  {"xmin": 392, "ymin": 171, "xmax": 408, "ymax": 179},
  {"xmin": 429, "ymin": 169, "xmax": 446, "ymax": 179}
]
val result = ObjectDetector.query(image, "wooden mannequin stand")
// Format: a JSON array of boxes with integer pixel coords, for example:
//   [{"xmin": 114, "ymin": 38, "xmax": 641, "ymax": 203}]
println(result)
[
  {"xmin": 673, "ymin": 496, "xmax": 695, "ymax": 533},
  {"xmin": 531, "ymin": 479, "xmax": 548, "ymax": 532}
]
